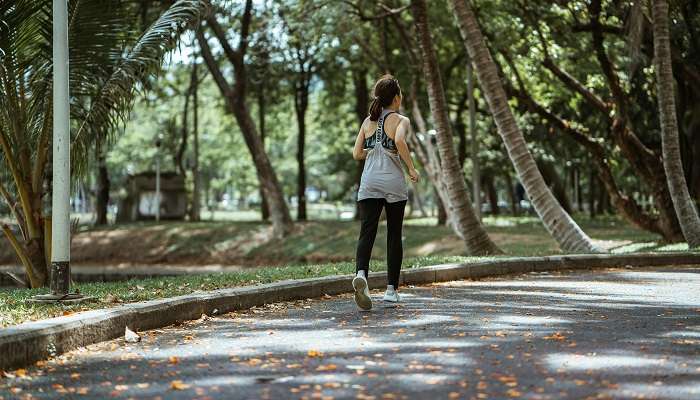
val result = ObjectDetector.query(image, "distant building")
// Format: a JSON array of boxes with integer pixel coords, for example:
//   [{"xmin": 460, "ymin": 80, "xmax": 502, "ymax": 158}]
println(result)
[{"xmin": 116, "ymin": 172, "xmax": 186, "ymax": 222}]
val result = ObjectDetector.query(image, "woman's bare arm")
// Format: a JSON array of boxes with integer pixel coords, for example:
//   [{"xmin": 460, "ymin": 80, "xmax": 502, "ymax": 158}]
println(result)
[
  {"xmin": 394, "ymin": 117, "xmax": 419, "ymax": 182},
  {"xmin": 353, "ymin": 119, "xmax": 368, "ymax": 161}
]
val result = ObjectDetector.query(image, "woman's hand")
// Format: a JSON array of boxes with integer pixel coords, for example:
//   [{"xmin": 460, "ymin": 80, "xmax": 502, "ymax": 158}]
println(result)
[{"xmin": 408, "ymin": 167, "xmax": 420, "ymax": 183}]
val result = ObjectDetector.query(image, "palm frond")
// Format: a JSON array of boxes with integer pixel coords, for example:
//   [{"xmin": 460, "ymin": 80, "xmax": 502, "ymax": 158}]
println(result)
[{"xmin": 71, "ymin": 0, "xmax": 210, "ymax": 176}]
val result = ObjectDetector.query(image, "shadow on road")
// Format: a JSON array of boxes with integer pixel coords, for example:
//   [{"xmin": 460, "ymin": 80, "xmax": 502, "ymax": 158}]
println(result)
[{"xmin": 1, "ymin": 267, "xmax": 698, "ymax": 399}]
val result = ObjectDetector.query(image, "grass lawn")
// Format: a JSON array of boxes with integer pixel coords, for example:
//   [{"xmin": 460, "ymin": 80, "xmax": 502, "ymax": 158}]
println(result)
[
  {"xmin": 0, "ymin": 214, "xmax": 677, "ymax": 267},
  {"xmin": 0, "ymin": 255, "xmax": 480, "ymax": 328},
  {"xmin": 0, "ymin": 214, "xmax": 688, "ymax": 328}
]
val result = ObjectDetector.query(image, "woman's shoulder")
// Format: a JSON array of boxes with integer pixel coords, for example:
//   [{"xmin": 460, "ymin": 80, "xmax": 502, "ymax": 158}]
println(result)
[
  {"xmin": 385, "ymin": 112, "xmax": 410, "ymax": 125},
  {"xmin": 361, "ymin": 116, "xmax": 377, "ymax": 135}
]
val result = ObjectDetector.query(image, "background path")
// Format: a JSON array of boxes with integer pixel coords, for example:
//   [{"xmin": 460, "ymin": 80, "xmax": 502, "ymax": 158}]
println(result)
[{"xmin": 1, "ymin": 267, "xmax": 698, "ymax": 399}]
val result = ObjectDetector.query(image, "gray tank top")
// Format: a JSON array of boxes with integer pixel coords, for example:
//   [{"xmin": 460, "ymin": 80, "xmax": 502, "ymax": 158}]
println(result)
[{"xmin": 357, "ymin": 109, "xmax": 409, "ymax": 203}]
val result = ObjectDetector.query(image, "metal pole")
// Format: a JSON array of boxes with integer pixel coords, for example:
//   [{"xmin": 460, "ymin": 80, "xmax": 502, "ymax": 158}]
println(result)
[
  {"xmin": 50, "ymin": 0, "xmax": 71, "ymax": 296},
  {"xmin": 468, "ymin": 57, "xmax": 481, "ymax": 221}
]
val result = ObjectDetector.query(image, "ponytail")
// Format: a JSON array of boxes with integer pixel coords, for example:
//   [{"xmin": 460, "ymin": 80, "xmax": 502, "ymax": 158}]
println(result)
[
  {"xmin": 368, "ymin": 97, "xmax": 382, "ymax": 121},
  {"xmin": 368, "ymin": 74, "xmax": 402, "ymax": 122}
]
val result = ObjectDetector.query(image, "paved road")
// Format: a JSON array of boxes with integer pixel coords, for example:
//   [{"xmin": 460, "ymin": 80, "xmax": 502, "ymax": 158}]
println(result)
[{"xmin": 2, "ymin": 267, "xmax": 699, "ymax": 399}]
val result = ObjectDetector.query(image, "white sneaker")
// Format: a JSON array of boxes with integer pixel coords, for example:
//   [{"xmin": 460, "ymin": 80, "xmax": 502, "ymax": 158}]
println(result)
[
  {"xmin": 382, "ymin": 286, "xmax": 400, "ymax": 303},
  {"xmin": 352, "ymin": 274, "xmax": 372, "ymax": 310}
]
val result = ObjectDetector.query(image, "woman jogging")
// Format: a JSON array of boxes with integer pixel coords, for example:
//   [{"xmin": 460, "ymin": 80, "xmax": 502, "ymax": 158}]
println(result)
[{"xmin": 351, "ymin": 75, "xmax": 419, "ymax": 310}]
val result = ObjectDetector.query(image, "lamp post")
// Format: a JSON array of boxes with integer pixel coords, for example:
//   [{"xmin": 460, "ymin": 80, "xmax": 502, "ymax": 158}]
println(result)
[{"xmin": 31, "ymin": 0, "xmax": 86, "ymax": 303}]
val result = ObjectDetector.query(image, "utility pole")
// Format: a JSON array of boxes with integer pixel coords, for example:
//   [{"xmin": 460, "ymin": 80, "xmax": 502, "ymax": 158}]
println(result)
[
  {"xmin": 31, "ymin": 0, "xmax": 86, "ymax": 303},
  {"xmin": 468, "ymin": 56, "xmax": 481, "ymax": 221}
]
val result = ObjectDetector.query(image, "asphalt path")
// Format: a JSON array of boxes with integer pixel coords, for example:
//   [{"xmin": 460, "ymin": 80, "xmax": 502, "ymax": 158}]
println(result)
[{"xmin": 1, "ymin": 266, "xmax": 699, "ymax": 399}]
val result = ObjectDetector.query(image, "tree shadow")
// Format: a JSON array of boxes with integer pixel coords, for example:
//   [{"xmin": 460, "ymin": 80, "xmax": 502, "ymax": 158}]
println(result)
[{"xmin": 1, "ymin": 267, "xmax": 698, "ymax": 399}]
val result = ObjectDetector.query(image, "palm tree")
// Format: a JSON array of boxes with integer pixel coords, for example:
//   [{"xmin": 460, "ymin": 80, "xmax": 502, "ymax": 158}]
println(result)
[
  {"xmin": 410, "ymin": 0, "xmax": 501, "ymax": 255},
  {"xmin": 652, "ymin": 0, "xmax": 700, "ymax": 248},
  {"xmin": 448, "ymin": 0, "xmax": 600, "ymax": 253},
  {"xmin": 0, "ymin": 0, "xmax": 208, "ymax": 288}
]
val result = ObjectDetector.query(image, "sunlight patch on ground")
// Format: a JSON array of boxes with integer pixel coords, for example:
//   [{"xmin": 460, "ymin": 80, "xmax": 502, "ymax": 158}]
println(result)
[
  {"xmin": 606, "ymin": 382, "xmax": 700, "ymax": 400},
  {"xmin": 494, "ymin": 315, "xmax": 571, "ymax": 326},
  {"xmin": 656, "ymin": 242, "xmax": 690, "ymax": 252},
  {"xmin": 546, "ymin": 353, "xmax": 667, "ymax": 371},
  {"xmin": 609, "ymin": 241, "xmax": 658, "ymax": 253}
]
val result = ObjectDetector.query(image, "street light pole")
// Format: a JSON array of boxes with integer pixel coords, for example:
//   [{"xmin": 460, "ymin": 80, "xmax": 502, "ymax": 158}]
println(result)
[
  {"xmin": 50, "ymin": 0, "xmax": 71, "ymax": 296},
  {"xmin": 31, "ymin": 0, "xmax": 87, "ymax": 303}
]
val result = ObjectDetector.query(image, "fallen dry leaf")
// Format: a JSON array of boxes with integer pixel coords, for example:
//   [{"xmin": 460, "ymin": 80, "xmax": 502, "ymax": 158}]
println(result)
[
  {"xmin": 543, "ymin": 332, "xmax": 567, "ymax": 341},
  {"xmin": 170, "ymin": 380, "xmax": 191, "ymax": 390},
  {"xmin": 307, "ymin": 350, "xmax": 323, "ymax": 358}
]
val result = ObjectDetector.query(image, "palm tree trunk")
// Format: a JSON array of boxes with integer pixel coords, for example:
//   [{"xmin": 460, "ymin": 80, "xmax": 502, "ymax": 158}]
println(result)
[
  {"xmin": 411, "ymin": 0, "xmax": 501, "ymax": 255},
  {"xmin": 448, "ymin": 0, "xmax": 600, "ymax": 253},
  {"xmin": 653, "ymin": 0, "xmax": 700, "ymax": 248}
]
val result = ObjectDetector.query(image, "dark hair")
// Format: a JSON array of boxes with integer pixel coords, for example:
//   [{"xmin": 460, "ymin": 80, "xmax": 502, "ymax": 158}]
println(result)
[{"xmin": 368, "ymin": 74, "xmax": 401, "ymax": 121}]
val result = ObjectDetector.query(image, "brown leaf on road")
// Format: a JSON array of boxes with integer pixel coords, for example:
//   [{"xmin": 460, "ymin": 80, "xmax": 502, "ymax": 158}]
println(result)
[
  {"xmin": 543, "ymin": 332, "xmax": 567, "ymax": 341},
  {"xmin": 168, "ymin": 356, "xmax": 179, "ymax": 365},
  {"xmin": 307, "ymin": 349, "xmax": 323, "ymax": 357},
  {"xmin": 506, "ymin": 389, "xmax": 522, "ymax": 397},
  {"xmin": 170, "ymin": 380, "xmax": 191, "ymax": 390},
  {"xmin": 316, "ymin": 364, "xmax": 338, "ymax": 371}
]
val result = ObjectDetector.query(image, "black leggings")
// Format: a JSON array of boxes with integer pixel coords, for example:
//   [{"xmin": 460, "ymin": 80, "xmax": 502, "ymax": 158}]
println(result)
[{"xmin": 355, "ymin": 198, "xmax": 407, "ymax": 288}]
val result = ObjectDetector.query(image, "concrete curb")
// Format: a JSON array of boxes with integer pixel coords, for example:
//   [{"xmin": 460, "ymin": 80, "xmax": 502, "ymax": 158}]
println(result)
[{"xmin": 2, "ymin": 252, "xmax": 699, "ymax": 370}]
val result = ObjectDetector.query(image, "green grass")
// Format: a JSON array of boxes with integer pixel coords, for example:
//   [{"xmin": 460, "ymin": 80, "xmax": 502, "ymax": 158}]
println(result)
[
  {"xmin": 0, "ymin": 255, "xmax": 485, "ymax": 328},
  {"xmin": 1, "ymin": 213, "xmax": 688, "ymax": 328}
]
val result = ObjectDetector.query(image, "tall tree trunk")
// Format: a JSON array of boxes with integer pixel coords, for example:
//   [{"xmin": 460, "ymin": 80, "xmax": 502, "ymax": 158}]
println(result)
[
  {"xmin": 353, "ymin": 68, "xmax": 368, "ymax": 221},
  {"xmin": 455, "ymin": 118, "xmax": 467, "ymax": 167},
  {"xmin": 504, "ymin": 170, "xmax": 518, "ymax": 216},
  {"xmin": 435, "ymin": 188, "xmax": 447, "ymax": 226},
  {"xmin": 412, "ymin": 182, "xmax": 428, "ymax": 217},
  {"xmin": 294, "ymin": 86, "xmax": 308, "ymax": 221},
  {"xmin": 468, "ymin": 58, "xmax": 481, "ymax": 221},
  {"xmin": 449, "ymin": 0, "xmax": 600, "ymax": 253},
  {"xmin": 411, "ymin": 0, "xmax": 501, "ymax": 255},
  {"xmin": 176, "ymin": 90, "xmax": 190, "ymax": 177},
  {"xmin": 538, "ymin": 161, "xmax": 574, "ymax": 214},
  {"xmin": 190, "ymin": 53, "xmax": 201, "ymax": 222},
  {"xmin": 95, "ymin": 140, "xmax": 109, "ymax": 226},
  {"xmin": 258, "ymin": 86, "xmax": 270, "ymax": 221},
  {"xmin": 483, "ymin": 173, "xmax": 499, "ymax": 215},
  {"xmin": 575, "ymin": 167, "xmax": 583, "ymax": 212},
  {"xmin": 588, "ymin": 0, "xmax": 682, "ymax": 241},
  {"xmin": 197, "ymin": 11, "xmax": 293, "ymax": 238},
  {"xmin": 588, "ymin": 167, "xmax": 597, "ymax": 219},
  {"xmin": 653, "ymin": 0, "xmax": 700, "ymax": 247},
  {"xmin": 409, "ymin": 91, "xmax": 453, "ymax": 227}
]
